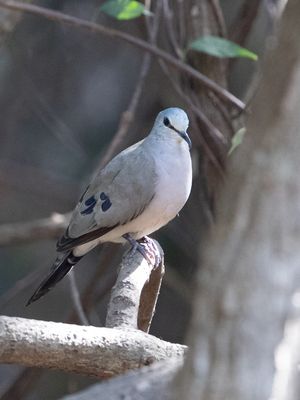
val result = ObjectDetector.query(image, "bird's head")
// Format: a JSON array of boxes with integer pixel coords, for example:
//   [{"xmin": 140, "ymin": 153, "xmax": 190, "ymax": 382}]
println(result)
[{"xmin": 154, "ymin": 108, "xmax": 192, "ymax": 150}]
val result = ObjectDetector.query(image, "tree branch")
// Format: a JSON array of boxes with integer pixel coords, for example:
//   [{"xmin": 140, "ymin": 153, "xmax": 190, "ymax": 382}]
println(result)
[
  {"xmin": 138, "ymin": 257, "xmax": 165, "ymax": 333},
  {"xmin": 68, "ymin": 269, "xmax": 90, "ymax": 326},
  {"xmin": 0, "ymin": 0, "xmax": 245, "ymax": 110},
  {"xmin": 0, "ymin": 212, "xmax": 69, "ymax": 246},
  {"xmin": 61, "ymin": 357, "xmax": 183, "ymax": 400},
  {"xmin": 0, "ymin": 0, "xmax": 32, "ymax": 43},
  {"xmin": 229, "ymin": 0, "xmax": 262, "ymax": 45},
  {"xmin": 0, "ymin": 368, "xmax": 43, "ymax": 400},
  {"xmin": 98, "ymin": 0, "xmax": 162, "ymax": 169},
  {"xmin": 0, "ymin": 315, "xmax": 186, "ymax": 377},
  {"xmin": 105, "ymin": 242, "xmax": 164, "ymax": 332}
]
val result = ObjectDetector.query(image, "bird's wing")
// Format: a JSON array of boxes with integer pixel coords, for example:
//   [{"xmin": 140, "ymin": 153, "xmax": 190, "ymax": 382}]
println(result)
[{"xmin": 57, "ymin": 141, "xmax": 157, "ymax": 251}]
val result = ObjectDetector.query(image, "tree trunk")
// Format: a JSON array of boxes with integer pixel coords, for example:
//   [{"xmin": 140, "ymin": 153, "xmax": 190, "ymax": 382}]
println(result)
[{"xmin": 175, "ymin": 1, "xmax": 300, "ymax": 399}]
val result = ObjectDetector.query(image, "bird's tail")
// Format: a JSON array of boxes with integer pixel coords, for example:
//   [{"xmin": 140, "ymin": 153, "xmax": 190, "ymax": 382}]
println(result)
[{"xmin": 26, "ymin": 252, "xmax": 82, "ymax": 306}]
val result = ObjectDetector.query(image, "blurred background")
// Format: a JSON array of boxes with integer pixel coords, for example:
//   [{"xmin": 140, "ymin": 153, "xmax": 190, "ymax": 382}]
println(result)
[{"xmin": 0, "ymin": 0, "xmax": 278, "ymax": 398}]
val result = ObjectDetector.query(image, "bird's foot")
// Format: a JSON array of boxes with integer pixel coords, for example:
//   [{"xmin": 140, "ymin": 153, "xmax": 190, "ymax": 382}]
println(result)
[
  {"xmin": 138, "ymin": 236, "xmax": 162, "ymax": 268},
  {"xmin": 122, "ymin": 234, "xmax": 162, "ymax": 268}
]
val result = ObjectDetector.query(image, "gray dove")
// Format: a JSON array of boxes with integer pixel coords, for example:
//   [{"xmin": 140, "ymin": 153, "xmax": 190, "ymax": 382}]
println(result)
[{"xmin": 27, "ymin": 107, "xmax": 192, "ymax": 305}]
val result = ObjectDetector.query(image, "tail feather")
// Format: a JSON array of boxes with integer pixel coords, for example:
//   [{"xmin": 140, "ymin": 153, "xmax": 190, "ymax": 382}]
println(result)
[{"xmin": 26, "ymin": 252, "xmax": 82, "ymax": 306}]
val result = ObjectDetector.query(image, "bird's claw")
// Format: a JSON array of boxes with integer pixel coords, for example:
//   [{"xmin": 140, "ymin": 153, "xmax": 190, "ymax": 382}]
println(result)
[
  {"xmin": 123, "ymin": 234, "xmax": 162, "ymax": 268},
  {"xmin": 137, "ymin": 236, "xmax": 162, "ymax": 268}
]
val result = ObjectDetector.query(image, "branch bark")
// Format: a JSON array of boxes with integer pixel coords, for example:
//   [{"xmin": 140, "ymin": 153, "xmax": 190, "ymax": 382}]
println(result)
[
  {"xmin": 0, "ymin": 315, "xmax": 186, "ymax": 378},
  {"xmin": 106, "ymin": 242, "xmax": 164, "ymax": 332}
]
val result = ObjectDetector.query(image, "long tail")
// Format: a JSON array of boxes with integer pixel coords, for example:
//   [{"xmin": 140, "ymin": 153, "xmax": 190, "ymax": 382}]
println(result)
[{"xmin": 26, "ymin": 252, "xmax": 82, "ymax": 306}]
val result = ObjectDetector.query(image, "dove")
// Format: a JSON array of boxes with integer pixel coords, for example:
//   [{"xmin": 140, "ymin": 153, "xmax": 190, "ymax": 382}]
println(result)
[{"xmin": 27, "ymin": 107, "xmax": 192, "ymax": 305}]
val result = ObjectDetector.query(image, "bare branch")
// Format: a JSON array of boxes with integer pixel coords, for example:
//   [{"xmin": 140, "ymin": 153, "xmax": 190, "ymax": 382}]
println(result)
[
  {"xmin": 158, "ymin": 60, "xmax": 226, "ymax": 143},
  {"xmin": 229, "ymin": 0, "xmax": 262, "ymax": 45},
  {"xmin": 0, "ymin": 212, "xmax": 69, "ymax": 246},
  {"xmin": 105, "ymin": 250, "xmax": 150, "ymax": 329},
  {"xmin": 67, "ymin": 245, "xmax": 117, "ymax": 324},
  {"xmin": 99, "ymin": 0, "xmax": 162, "ymax": 168},
  {"xmin": 105, "ymin": 244, "xmax": 164, "ymax": 331},
  {"xmin": 60, "ymin": 357, "xmax": 183, "ymax": 400},
  {"xmin": 0, "ymin": 315, "xmax": 186, "ymax": 377},
  {"xmin": 138, "ymin": 256, "xmax": 165, "ymax": 333},
  {"xmin": 68, "ymin": 270, "xmax": 90, "ymax": 326},
  {"xmin": 162, "ymin": 0, "xmax": 183, "ymax": 59},
  {"xmin": 0, "ymin": 268, "xmax": 41, "ymax": 309},
  {"xmin": 0, "ymin": 0, "xmax": 32, "ymax": 43},
  {"xmin": 0, "ymin": 0, "xmax": 245, "ymax": 110},
  {"xmin": 209, "ymin": 0, "xmax": 227, "ymax": 37},
  {"xmin": 0, "ymin": 368, "xmax": 43, "ymax": 400}
]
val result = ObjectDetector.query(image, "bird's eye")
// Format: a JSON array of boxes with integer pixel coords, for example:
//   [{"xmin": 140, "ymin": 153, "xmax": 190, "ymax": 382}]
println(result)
[{"xmin": 163, "ymin": 117, "xmax": 170, "ymax": 127}]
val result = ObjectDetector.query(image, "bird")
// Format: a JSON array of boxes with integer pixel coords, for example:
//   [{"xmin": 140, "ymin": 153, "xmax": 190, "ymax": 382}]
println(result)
[{"xmin": 27, "ymin": 107, "xmax": 192, "ymax": 305}]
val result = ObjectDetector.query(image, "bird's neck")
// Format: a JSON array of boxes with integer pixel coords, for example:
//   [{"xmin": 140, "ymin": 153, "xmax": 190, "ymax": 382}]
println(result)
[{"xmin": 144, "ymin": 131, "xmax": 189, "ymax": 155}]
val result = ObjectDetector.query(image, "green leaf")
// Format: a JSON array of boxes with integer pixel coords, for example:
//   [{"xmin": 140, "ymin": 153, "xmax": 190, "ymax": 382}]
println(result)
[
  {"xmin": 188, "ymin": 36, "xmax": 258, "ymax": 61},
  {"xmin": 228, "ymin": 127, "xmax": 246, "ymax": 156},
  {"xmin": 100, "ymin": 0, "xmax": 145, "ymax": 20}
]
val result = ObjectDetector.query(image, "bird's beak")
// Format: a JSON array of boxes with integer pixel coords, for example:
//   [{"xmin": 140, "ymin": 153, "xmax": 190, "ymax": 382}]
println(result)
[{"xmin": 179, "ymin": 131, "xmax": 192, "ymax": 150}]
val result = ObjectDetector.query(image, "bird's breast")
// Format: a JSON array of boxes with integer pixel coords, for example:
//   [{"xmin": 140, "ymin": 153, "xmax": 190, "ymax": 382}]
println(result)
[
  {"xmin": 153, "ymin": 145, "xmax": 192, "ymax": 217},
  {"xmin": 129, "ymin": 143, "xmax": 192, "ymax": 238}
]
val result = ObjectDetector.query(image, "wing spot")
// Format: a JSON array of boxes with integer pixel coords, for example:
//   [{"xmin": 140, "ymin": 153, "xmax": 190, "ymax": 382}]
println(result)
[
  {"xmin": 100, "ymin": 192, "xmax": 108, "ymax": 201},
  {"xmin": 101, "ymin": 198, "xmax": 112, "ymax": 212},
  {"xmin": 81, "ymin": 195, "xmax": 97, "ymax": 215},
  {"xmin": 80, "ymin": 205, "xmax": 94, "ymax": 215},
  {"xmin": 85, "ymin": 196, "xmax": 96, "ymax": 206},
  {"xmin": 100, "ymin": 192, "xmax": 112, "ymax": 212}
]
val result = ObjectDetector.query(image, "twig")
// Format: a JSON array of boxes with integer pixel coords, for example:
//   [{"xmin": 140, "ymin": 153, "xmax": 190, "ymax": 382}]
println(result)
[
  {"xmin": 0, "ymin": 212, "xmax": 69, "ymax": 246},
  {"xmin": 0, "ymin": 0, "xmax": 245, "ymax": 110},
  {"xmin": 59, "ymin": 357, "xmax": 184, "ymax": 400},
  {"xmin": 206, "ymin": 90, "xmax": 236, "ymax": 137},
  {"xmin": 162, "ymin": 0, "xmax": 183, "ymax": 59},
  {"xmin": 99, "ymin": 0, "xmax": 162, "ymax": 168},
  {"xmin": 0, "ymin": 368, "xmax": 43, "ymax": 400},
  {"xmin": 0, "ymin": 267, "xmax": 41, "ymax": 309},
  {"xmin": 0, "ymin": 0, "xmax": 32, "ymax": 44},
  {"xmin": 163, "ymin": 265, "xmax": 192, "ymax": 306},
  {"xmin": 209, "ymin": 0, "xmax": 227, "ymax": 37},
  {"xmin": 158, "ymin": 59, "xmax": 226, "ymax": 176},
  {"xmin": 0, "ymin": 160, "xmax": 77, "ymax": 204},
  {"xmin": 229, "ymin": 0, "xmax": 262, "ymax": 45},
  {"xmin": 176, "ymin": 0, "xmax": 185, "ymax": 48},
  {"xmin": 68, "ymin": 269, "xmax": 90, "ymax": 326},
  {"xmin": 67, "ymin": 245, "xmax": 117, "ymax": 324},
  {"xmin": 27, "ymin": 77, "xmax": 87, "ymax": 160},
  {"xmin": 0, "ymin": 315, "xmax": 186, "ymax": 377},
  {"xmin": 158, "ymin": 58, "xmax": 226, "ymax": 145}
]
